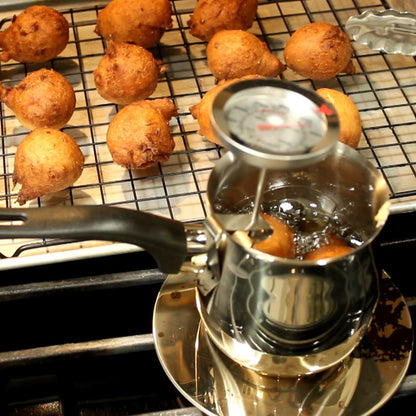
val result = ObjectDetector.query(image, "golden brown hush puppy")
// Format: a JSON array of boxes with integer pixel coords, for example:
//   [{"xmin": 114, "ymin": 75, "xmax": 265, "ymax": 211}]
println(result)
[
  {"xmin": 95, "ymin": 0, "xmax": 173, "ymax": 48},
  {"xmin": 188, "ymin": 0, "xmax": 258, "ymax": 41},
  {"xmin": 284, "ymin": 22, "xmax": 355, "ymax": 80},
  {"xmin": 206, "ymin": 30, "xmax": 285, "ymax": 81},
  {"xmin": 0, "ymin": 68, "xmax": 76, "ymax": 130},
  {"xmin": 106, "ymin": 98, "xmax": 178, "ymax": 169},
  {"xmin": 303, "ymin": 234, "xmax": 353, "ymax": 260},
  {"xmin": 252, "ymin": 213, "xmax": 295, "ymax": 259},
  {"xmin": 13, "ymin": 128, "xmax": 84, "ymax": 205},
  {"xmin": 0, "ymin": 5, "xmax": 69, "ymax": 63},
  {"xmin": 316, "ymin": 88, "xmax": 362, "ymax": 148},
  {"xmin": 94, "ymin": 41, "xmax": 167, "ymax": 105}
]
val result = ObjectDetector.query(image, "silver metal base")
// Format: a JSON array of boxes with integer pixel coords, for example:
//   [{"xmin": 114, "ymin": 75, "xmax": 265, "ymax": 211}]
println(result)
[{"xmin": 153, "ymin": 266, "xmax": 412, "ymax": 416}]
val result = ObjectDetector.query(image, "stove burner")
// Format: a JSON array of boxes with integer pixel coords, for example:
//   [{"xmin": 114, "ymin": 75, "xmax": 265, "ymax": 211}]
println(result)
[{"xmin": 154, "ymin": 268, "xmax": 412, "ymax": 416}]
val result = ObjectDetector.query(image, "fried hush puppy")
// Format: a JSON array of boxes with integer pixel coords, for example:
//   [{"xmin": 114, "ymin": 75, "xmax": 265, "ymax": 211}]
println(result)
[
  {"xmin": 94, "ymin": 41, "xmax": 167, "ymax": 105},
  {"xmin": 95, "ymin": 0, "xmax": 173, "ymax": 48},
  {"xmin": 107, "ymin": 98, "xmax": 178, "ymax": 169},
  {"xmin": 284, "ymin": 22, "xmax": 355, "ymax": 81},
  {"xmin": 252, "ymin": 213, "xmax": 295, "ymax": 258},
  {"xmin": 251, "ymin": 217, "xmax": 353, "ymax": 260},
  {"xmin": 190, "ymin": 74, "xmax": 264, "ymax": 146},
  {"xmin": 303, "ymin": 234, "xmax": 353, "ymax": 261},
  {"xmin": 188, "ymin": 0, "xmax": 258, "ymax": 41},
  {"xmin": 316, "ymin": 87, "xmax": 362, "ymax": 148},
  {"xmin": 206, "ymin": 30, "xmax": 285, "ymax": 81},
  {"xmin": 13, "ymin": 128, "xmax": 84, "ymax": 205},
  {"xmin": 0, "ymin": 5, "xmax": 69, "ymax": 63},
  {"xmin": 0, "ymin": 68, "xmax": 76, "ymax": 130}
]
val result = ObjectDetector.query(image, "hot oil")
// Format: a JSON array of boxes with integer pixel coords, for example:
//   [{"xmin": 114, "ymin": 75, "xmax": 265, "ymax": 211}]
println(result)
[
  {"xmin": 216, "ymin": 187, "xmax": 365, "ymax": 259},
  {"xmin": 263, "ymin": 197, "xmax": 364, "ymax": 259}
]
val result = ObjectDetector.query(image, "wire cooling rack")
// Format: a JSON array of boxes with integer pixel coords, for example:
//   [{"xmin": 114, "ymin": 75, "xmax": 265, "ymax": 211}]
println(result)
[{"xmin": 0, "ymin": 0, "xmax": 415, "ymax": 267}]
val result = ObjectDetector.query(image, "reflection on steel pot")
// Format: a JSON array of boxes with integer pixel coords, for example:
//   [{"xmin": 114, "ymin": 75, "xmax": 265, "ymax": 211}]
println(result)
[{"xmin": 198, "ymin": 143, "xmax": 390, "ymax": 376}]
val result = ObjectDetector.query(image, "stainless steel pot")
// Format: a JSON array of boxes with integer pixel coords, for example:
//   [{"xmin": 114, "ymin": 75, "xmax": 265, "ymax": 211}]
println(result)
[
  {"xmin": 0, "ymin": 142, "xmax": 389, "ymax": 377},
  {"xmin": 199, "ymin": 143, "xmax": 390, "ymax": 376}
]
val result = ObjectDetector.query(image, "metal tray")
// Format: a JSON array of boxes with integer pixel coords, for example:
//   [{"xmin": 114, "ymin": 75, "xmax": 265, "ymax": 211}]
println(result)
[{"xmin": 0, "ymin": 0, "xmax": 415, "ymax": 269}]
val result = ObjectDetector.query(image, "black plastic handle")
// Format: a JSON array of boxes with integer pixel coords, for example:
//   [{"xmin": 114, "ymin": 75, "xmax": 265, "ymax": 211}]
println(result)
[{"xmin": 0, "ymin": 206, "xmax": 187, "ymax": 273}]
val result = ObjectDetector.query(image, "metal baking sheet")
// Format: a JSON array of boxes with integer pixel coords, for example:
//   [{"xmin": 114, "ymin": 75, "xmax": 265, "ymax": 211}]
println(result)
[{"xmin": 0, "ymin": 0, "xmax": 415, "ymax": 269}]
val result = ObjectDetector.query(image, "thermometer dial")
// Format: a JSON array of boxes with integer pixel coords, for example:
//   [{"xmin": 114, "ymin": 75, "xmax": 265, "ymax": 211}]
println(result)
[{"xmin": 211, "ymin": 79, "xmax": 339, "ymax": 170}]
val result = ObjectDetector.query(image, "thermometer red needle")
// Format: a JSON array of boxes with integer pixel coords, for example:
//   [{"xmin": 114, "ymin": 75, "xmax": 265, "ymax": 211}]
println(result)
[{"xmin": 257, "ymin": 124, "xmax": 291, "ymax": 130}]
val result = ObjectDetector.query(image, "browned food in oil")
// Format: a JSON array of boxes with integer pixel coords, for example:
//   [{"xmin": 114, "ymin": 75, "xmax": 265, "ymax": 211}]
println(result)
[
  {"xmin": 284, "ymin": 22, "xmax": 355, "ymax": 80},
  {"xmin": 95, "ymin": 0, "xmax": 173, "ymax": 48},
  {"xmin": 13, "ymin": 128, "xmax": 84, "ymax": 205},
  {"xmin": 303, "ymin": 234, "xmax": 353, "ymax": 260},
  {"xmin": 188, "ymin": 0, "xmax": 258, "ymax": 41},
  {"xmin": 0, "ymin": 5, "xmax": 69, "ymax": 63},
  {"xmin": 206, "ymin": 29, "xmax": 285, "ymax": 81},
  {"xmin": 94, "ymin": 41, "xmax": 167, "ymax": 105},
  {"xmin": 0, "ymin": 68, "xmax": 76, "ymax": 130},
  {"xmin": 252, "ymin": 213, "xmax": 295, "ymax": 258},
  {"xmin": 106, "ymin": 98, "xmax": 178, "ymax": 169}
]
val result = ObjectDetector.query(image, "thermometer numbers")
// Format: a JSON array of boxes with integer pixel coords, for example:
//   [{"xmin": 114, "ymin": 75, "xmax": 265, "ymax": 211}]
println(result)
[{"xmin": 224, "ymin": 90, "xmax": 327, "ymax": 155}]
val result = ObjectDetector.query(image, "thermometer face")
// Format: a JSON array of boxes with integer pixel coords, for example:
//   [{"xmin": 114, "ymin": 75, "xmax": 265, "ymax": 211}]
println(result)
[
  {"xmin": 224, "ymin": 87, "xmax": 327, "ymax": 155},
  {"xmin": 211, "ymin": 79, "xmax": 339, "ymax": 170}
]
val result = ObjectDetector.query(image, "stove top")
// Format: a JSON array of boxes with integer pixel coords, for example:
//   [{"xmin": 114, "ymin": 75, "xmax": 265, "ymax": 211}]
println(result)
[{"xmin": 0, "ymin": 211, "xmax": 414, "ymax": 416}]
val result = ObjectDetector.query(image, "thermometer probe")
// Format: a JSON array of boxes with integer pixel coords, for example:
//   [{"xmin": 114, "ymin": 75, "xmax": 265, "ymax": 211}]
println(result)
[{"xmin": 210, "ymin": 78, "xmax": 340, "ymax": 232}]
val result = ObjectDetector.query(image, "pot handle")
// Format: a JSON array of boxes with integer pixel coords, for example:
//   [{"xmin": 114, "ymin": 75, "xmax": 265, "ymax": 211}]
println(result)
[{"xmin": 0, "ymin": 206, "xmax": 187, "ymax": 273}]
